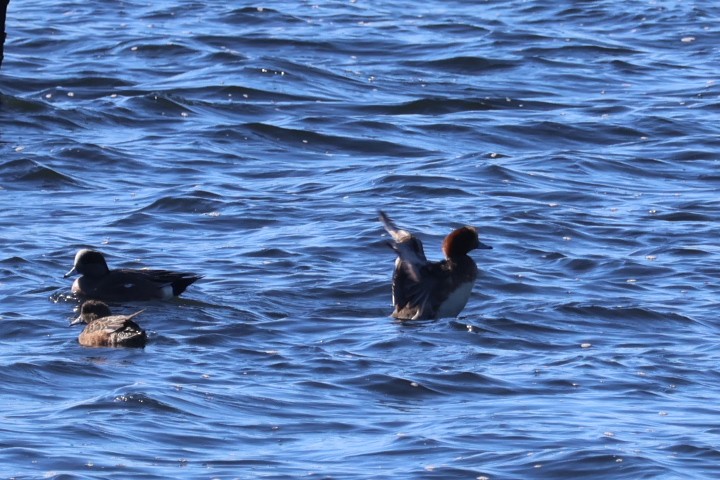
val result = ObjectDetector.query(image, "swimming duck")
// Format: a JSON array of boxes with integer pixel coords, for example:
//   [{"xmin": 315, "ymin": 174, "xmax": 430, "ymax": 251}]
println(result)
[
  {"xmin": 71, "ymin": 300, "xmax": 147, "ymax": 348},
  {"xmin": 64, "ymin": 249, "xmax": 201, "ymax": 301},
  {"xmin": 379, "ymin": 211, "xmax": 491, "ymax": 320}
]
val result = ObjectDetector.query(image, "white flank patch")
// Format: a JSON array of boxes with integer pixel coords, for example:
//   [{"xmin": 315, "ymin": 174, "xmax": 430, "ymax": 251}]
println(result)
[
  {"xmin": 436, "ymin": 281, "xmax": 474, "ymax": 318},
  {"xmin": 159, "ymin": 285, "xmax": 175, "ymax": 299}
]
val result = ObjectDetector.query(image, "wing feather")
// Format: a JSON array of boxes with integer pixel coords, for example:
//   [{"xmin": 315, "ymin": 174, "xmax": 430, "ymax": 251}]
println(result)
[{"xmin": 380, "ymin": 211, "xmax": 450, "ymax": 319}]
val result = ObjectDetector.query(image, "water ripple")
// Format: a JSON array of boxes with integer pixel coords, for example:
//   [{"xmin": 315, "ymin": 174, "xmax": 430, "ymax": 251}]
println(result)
[{"xmin": 2, "ymin": 0, "xmax": 720, "ymax": 477}]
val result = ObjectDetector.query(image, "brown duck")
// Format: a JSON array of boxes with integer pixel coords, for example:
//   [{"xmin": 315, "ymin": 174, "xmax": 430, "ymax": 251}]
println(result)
[{"xmin": 71, "ymin": 300, "xmax": 147, "ymax": 348}]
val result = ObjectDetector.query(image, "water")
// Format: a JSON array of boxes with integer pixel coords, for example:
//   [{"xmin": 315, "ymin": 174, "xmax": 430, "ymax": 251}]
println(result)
[{"xmin": 1, "ymin": 1, "xmax": 720, "ymax": 478}]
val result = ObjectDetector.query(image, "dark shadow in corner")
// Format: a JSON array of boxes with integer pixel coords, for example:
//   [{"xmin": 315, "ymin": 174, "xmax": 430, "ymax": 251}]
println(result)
[{"xmin": 0, "ymin": 0, "xmax": 8, "ymax": 71}]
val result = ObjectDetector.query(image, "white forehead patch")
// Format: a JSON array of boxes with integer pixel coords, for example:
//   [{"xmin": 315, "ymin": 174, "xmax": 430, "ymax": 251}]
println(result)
[{"xmin": 74, "ymin": 249, "xmax": 88, "ymax": 264}]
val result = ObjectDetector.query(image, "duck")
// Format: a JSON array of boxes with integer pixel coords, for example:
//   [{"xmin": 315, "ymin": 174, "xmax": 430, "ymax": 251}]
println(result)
[
  {"xmin": 64, "ymin": 249, "xmax": 202, "ymax": 301},
  {"xmin": 70, "ymin": 300, "xmax": 147, "ymax": 348},
  {"xmin": 379, "ymin": 211, "xmax": 492, "ymax": 320}
]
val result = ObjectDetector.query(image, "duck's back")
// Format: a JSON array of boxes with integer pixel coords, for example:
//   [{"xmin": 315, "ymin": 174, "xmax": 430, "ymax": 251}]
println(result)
[
  {"xmin": 78, "ymin": 314, "xmax": 147, "ymax": 348},
  {"xmin": 392, "ymin": 257, "xmax": 477, "ymax": 320},
  {"xmin": 76, "ymin": 268, "xmax": 200, "ymax": 301}
]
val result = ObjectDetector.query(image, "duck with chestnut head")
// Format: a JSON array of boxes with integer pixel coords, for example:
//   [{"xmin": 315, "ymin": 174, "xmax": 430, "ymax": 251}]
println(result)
[{"xmin": 379, "ymin": 211, "xmax": 492, "ymax": 320}]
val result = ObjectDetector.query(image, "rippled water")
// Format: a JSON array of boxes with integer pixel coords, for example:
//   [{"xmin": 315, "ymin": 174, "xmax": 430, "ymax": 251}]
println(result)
[{"xmin": 2, "ymin": 1, "xmax": 720, "ymax": 478}]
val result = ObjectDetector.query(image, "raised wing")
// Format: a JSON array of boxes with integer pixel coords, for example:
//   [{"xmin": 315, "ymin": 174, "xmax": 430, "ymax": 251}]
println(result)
[{"xmin": 380, "ymin": 211, "xmax": 452, "ymax": 319}]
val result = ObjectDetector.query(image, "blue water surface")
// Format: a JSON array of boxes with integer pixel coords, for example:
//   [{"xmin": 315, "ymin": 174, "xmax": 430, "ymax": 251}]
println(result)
[{"xmin": 1, "ymin": 1, "xmax": 720, "ymax": 478}]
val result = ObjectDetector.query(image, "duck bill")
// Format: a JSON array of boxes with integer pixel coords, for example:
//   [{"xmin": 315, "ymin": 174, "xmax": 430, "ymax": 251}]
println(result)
[
  {"xmin": 477, "ymin": 241, "xmax": 493, "ymax": 250},
  {"xmin": 63, "ymin": 267, "xmax": 78, "ymax": 278},
  {"xmin": 69, "ymin": 315, "xmax": 84, "ymax": 326}
]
